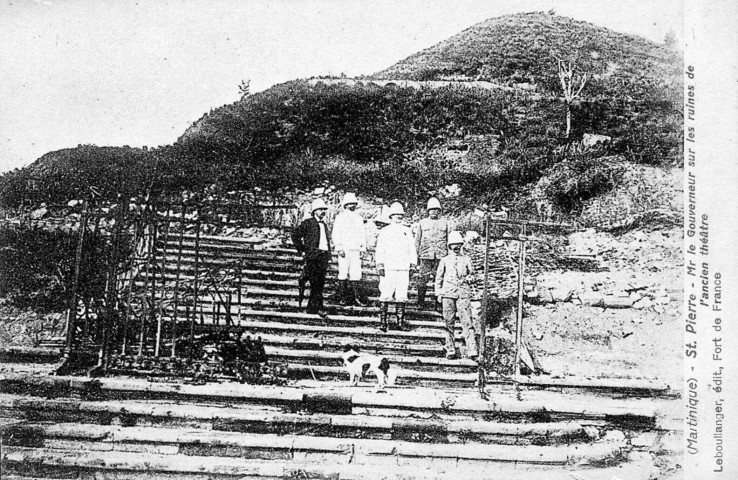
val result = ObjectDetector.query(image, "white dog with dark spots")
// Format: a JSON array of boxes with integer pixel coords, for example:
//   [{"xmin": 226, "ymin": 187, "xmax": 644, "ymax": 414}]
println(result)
[{"xmin": 341, "ymin": 345, "xmax": 396, "ymax": 389}]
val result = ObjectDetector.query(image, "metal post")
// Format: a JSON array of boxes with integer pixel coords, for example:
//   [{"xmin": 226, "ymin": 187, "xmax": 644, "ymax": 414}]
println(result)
[
  {"xmin": 121, "ymin": 204, "xmax": 143, "ymax": 355},
  {"xmin": 154, "ymin": 204, "xmax": 172, "ymax": 357},
  {"xmin": 59, "ymin": 200, "xmax": 89, "ymax": 366},
  {"xmin": 171, "ymin": 203, "xmax": 187, "ymax": 357},
  {"xmin": 189, "ymin": 215, "xmax": 200, "ymax": 358},
  {"xmin": 95, "ymin": 195, "xmax": 126, "ymax": 374},
  {"xmin": 138, "ymin": 207, "xmax": 157, "ymax": 356},
  {"xmin": 514, "ymin": 223, "xmax": 527, "ymax": 376},
  {"xmin": 478, "ymin": 217, "xmax": 490, "ymax": 398}
]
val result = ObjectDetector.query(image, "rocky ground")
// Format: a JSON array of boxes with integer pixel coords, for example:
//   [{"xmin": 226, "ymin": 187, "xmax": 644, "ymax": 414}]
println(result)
[{"xmin": 527, "ymin": 226, "xmax": 682, "ymax": 387}]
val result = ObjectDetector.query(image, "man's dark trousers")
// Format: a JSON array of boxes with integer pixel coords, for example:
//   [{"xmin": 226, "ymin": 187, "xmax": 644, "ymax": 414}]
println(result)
[{"xmin": 305, "ymin": 251, "xmax": 330, "ymax": 313}]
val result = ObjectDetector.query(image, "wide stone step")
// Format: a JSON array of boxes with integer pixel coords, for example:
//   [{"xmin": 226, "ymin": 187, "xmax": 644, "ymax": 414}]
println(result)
[
  {"xmin": 161, "ymin": 305, "xmax": 450, "ymax": 331},
  {"xmin": 285, "ymin": 363, "xmax": 477, "ymax": 385},
  {"xmin": 140, "ymin": 277, "xmax": 434, "ymax": 307},
  {"xmin": 158, "ymin": 238, "xmax": 369, "ymax": 266},
  {"xmin": 0, "ymin": 394, "xmax": 595, "ymax": 446},
  {"xmin": 252, "ymin": 333, "xmax": 449, "ymax": 357},
  {"xmin": 1, "ymin": 423, "xmax": 623, "ymax": 469},
  {"xmin": 142, "ymin": 288, "xmax": 444, "ymax": 320},
  {"xmin": 266, "ymin": 347, "xmax": 476, "ymax": 372},
  {"xmin": 157, "ymin": 252, "xmax": 381, "ymax": 277},
  {"xmin": 194, "ymin": 320, "xmax": 447, "ymax": 345},
  {"xmin": 0, "ymin": 373, "xmax": 667, "ymax": 423},
  {"xmin": 1, "ymin": 444, "xmax": 629, "ymax": 479},
  {"xmin": 160, "ymin": 243, "xmax": 358, "ymax": 267},
  {"xmin": 148, "ymin": 269, "xmax": 434, "ymax": 296}
]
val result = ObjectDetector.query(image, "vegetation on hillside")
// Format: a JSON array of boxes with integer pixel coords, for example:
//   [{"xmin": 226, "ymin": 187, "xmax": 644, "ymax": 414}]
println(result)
[
  {"xmin": 0, "ymin": 224, "xmax": 116, "ymax": 312},
  {"xmin": 0, "ymin": 12, "xmax": 682, "ymax": 218}
]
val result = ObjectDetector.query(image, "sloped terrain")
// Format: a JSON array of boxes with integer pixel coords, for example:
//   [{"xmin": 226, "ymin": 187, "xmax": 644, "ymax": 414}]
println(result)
[{"xmin": 372, "ymin": 12, "xmax": 681, "ymax": 91}]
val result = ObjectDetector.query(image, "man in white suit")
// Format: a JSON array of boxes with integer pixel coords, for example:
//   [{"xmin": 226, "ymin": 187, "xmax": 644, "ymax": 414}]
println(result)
[{"xmin": 375, "ymin": 202, "xmax": 417, "ymax": 331}]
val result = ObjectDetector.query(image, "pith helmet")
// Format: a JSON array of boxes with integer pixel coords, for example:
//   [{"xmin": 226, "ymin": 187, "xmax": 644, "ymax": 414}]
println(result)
[
  {"xmin": 311, "ymin": 198, "xmax": 329, "ymax": 213},
  {"xmin": 374, "ymin": 205, "xmax": 390, "ymax": 225},
  {"xmin": 447, "ymin": 230, "xmax": 464, "ymax": 246},
  {"xmin": 388, "ymin": 202, "xmax": 405, "ymax": 217},
  {"xmin": 427, "ymin": 197, "xmax": 442, "ymax": 211},
  {"xmin": 342, "ymin": 192, "xmax": 358, "ymax": 207}
]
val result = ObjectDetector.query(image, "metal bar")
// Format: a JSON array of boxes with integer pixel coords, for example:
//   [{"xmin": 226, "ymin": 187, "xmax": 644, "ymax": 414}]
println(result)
[
  {"xmin": 237, "ymin": 259, "xmax": 243, "ymax": 323},
  {"xmin": 189, "ymin": 216, "xmax": 200, "ymax": 358},
  {"xmin": 514, "ymin": 223, "xmax": 527, "ymax": 376},
  {"xmin": 84, "ymin": 211, "xmax": 103, "ymax": 341},
  {"xmin": 171, "ymin": 203, "xmax": 188, "ymax": 357},
  {"xmin": 227, "ymin": 291, "xmax": 233, "ymax": 327},
  {"xmin": 478, "ymin": 217, "xmax": 490, "ymax": 398},
  {"xmin": 154, "ymin": 204, "xmax": 172, "ymax": 357},
  {"xmin": 138, "ymin": 208, "xmax": 156, "ymax": 356},
  {"xmin": 215, "ymin": 297, "xmax": 220, "ymax": 326},
  {"xmin": 62, "ymin": 200, "xmax": 89, "ymax": 357},
  {"xmin": 121, "ymin": 205, "xmax": 143, "ymax": 355},
  {"xmin": 98, "ymin": 195, "xmax": 126, "ymax": 372}
]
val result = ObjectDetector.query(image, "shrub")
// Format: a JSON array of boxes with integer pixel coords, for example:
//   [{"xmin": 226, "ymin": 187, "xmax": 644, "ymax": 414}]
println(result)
[
  {"xmin": 0, "ymin": 224, "xmax": 131, "ymax": 313},
  {"xmin": 543, "ymin": 153, "xmax": 625, "ymax": 213}
]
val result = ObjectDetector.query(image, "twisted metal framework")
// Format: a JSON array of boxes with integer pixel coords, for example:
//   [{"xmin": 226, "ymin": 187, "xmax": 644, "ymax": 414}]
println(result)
[{"xmin": 53, "ymin": 198, "xmax": 298, "ymax": 376}]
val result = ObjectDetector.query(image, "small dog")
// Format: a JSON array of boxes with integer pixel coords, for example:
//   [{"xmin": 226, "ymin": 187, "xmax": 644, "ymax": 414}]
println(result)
[{"xmin": 342, "ymin": 346, "xmax": 396, "ymax": 388}]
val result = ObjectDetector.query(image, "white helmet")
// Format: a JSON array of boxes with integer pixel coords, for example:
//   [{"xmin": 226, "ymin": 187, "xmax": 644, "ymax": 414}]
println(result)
[
  {"xmin": 373, "ymin": 205, "xmax": 390, "ymax": 225},
  {"xmin": 342, "ymin": 192, "xmax": 358, "ymax": 207},
  {"xmin": 311, "ymin": 198, "xmax": 329, "ymax": 213},
  {"xmin": 427, "ymin": 197, "xmax": 442, "ymax": 211},
  {"xmin": 388, "ymin": 202, "xmax": 405, "ymax": 218},
  {"xmin": 447, "ymin": 230, "xmax": 464, "ymax": 246}
]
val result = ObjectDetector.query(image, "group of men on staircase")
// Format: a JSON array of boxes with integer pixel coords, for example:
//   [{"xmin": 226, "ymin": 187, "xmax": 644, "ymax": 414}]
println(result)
[{"xmin": 291, "ymin": 193, "xmax": 480, "ymax": 360}]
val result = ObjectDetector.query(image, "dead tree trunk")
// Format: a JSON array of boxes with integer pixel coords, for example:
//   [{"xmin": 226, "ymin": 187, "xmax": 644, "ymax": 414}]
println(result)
[{"xmin": 557, "ymin": 60, "xmax": 589, "ymax": 139}]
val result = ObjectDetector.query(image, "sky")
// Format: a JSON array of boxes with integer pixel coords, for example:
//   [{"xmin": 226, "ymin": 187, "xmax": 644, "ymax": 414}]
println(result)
[{"xmin": 0, "ymin": 0, "xmax": 684, "ymax": 172}]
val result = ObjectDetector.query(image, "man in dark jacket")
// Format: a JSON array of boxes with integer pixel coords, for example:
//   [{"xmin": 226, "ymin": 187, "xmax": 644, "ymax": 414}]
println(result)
[{"xmin": 291, "ymin": 198, "xmax": 332, "ymax": 315}]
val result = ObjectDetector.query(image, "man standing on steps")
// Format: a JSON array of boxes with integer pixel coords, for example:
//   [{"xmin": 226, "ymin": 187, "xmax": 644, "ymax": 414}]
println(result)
[
  {"xmin": 291, "ymin": 198, "xmax": 331, "ymax": 316},
  {"xmin": 332, "ymin": 192, "xmax": 367, "ymax": 307},
  {"xmin": 435, "ymin": 231, "xmax": 476, "ymax": 360},
  {"xmin": 414, "ymin": 197, "xmax": 450, "ymax": 308},
  {"xmin": 375, "ymin": 202, "xmax": 417, "ymax": 332}
]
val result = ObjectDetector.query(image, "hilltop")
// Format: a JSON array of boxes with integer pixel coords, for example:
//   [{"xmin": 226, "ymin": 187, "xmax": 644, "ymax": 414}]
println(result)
[{"xmin": 371, "ymin": 12, "xmax": 681, "ymax": 93}]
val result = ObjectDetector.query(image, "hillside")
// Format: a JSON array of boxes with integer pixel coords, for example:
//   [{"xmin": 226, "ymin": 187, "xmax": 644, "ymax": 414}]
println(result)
[
  {"xmin": 371, "ymin": 12, "xmax": 681, "ymax": 94},
  {"xmin": 1, "ymin": 12, "xmax": 682, "ymax": 218}
]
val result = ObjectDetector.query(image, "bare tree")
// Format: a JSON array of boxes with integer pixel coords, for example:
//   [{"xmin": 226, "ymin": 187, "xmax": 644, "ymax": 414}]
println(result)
[
  {"xmin": 238, "ymin": 79, "xmax": 251, "ymax": 99},
  {"xmin": 556, "ymin": 60, "xmax": 589, "ymax": 138}
]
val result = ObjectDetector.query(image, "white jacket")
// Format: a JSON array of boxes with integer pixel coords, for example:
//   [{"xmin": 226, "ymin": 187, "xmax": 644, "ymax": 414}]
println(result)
[
  {"xmin": 332, "ymin": 210, "xmax": 366, "ymax": 252},
  {"xmin": 376, "ymin": 223, "xmax": 417, "ymax": 271}
]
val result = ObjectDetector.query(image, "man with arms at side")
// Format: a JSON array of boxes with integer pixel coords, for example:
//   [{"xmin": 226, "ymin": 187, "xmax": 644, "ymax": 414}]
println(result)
[
  {"xmin": 375, "ymin": 202, "xmax": 417, "ymax": 332},
  {"xmin": 415, "ymin": 197, "xmax": 450, "ymax": 308},
  {"xmin": 332, "ymin": 192, "xmax": 367, "ymax": 307},
  {"xmin": 291, "ymin": 198, "xmax": 332, "ymax": 316}
]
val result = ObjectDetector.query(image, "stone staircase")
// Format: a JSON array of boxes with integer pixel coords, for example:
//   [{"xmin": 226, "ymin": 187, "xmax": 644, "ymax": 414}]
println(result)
[
  {"xmin": 0, "ymin": 370, "xmax": 681, "ymax": 479},
  {"xmin": 141, "ymin": 233, "xmax": 480, "ymax": 386},
  {"xmin": 0, "ymin": 231, "xmax": 683, "ymax": 478}
]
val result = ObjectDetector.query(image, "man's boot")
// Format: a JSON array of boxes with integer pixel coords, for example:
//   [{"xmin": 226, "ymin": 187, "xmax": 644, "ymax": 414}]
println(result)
[
  {"xmin": 396, "ymin": 303, "xmax": 408, "ymax": 331},
  {"xmin": 337, "ymin": 279, "xmax": 349, "ymax": 306},
  {"xmin": 417, "ymin": 280, "xmax": 427, "ymax": 307},
  {"xmin": 379, "ymin": 302, "xmax": 389, "ymax": 332},
  {"xmin": 351, "ymin": 281, "xmax": 367, "ymax": 307}
]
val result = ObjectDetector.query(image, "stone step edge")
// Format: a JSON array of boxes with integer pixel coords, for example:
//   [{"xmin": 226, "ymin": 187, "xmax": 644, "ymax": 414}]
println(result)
[
  {"xmin": 286, "ymin": 363, "xmax": 476, "ymax": 382},
  {"xmin": 266, "ymin": 347, "xmax": 477, "ymax": 368},
  {"xmin": 3, "ymin": 422, "xmax": 618, "ymax": 465},
  {"xmin": 158, "ymin": 306, "xmax": 447, "ymax": 328},
  {"xmin": 1, "ymin": 445, "xmax": 624, "ymax": 479},
  {"xmin": 152, "ymin": 298, "xmax": 445, "ymax": 320},
  {"xmin": 0, "ymin": 373, "xmax": 662, "ymax": 421},
  {"xmin": 0, "ymin": 347, "xmax": 672, "ymax": 393},
  {"xmin": 0, "ymin": 393, "xmax": 594, "ymax": 439}
]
